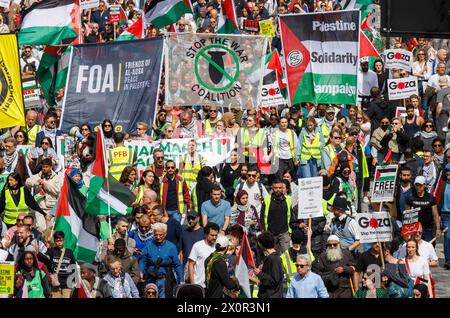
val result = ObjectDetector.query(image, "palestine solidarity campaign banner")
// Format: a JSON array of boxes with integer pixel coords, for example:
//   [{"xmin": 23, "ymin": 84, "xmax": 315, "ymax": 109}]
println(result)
[
  {"xmin": 165, "ymin": 33, "xmax": 268, "ymax": 108},
  {"xmin": 60, "ymin": 38, "xmax": 163, "ymax": 134},
  {"xmin": 279, "ymin": 10, "xmax": 359, "ymax": 105}
]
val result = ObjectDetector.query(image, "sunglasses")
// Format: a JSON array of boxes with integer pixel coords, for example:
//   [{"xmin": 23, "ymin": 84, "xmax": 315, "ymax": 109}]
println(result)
[
  {"xmin": 333, "ymin": 136, "xmax": 342, "ymax": 140},
  {"xmin": 81, "ymin": 128, "xmax": 89, "ymax": 131},
  {"xmin": 104, "ymin": 124, "xmax": 112, "ymax": 127},
  {"xmin": 187, "ymin": 216, "xmax": 197, "ymax": 221},
  {"xmin": 350, "ymin": 132, "xmax": 358, "ymax": 136},
  {"xmin": 48, "ymin": 121, "xmax": 56, "ymax": 124},
  {"xmin": 296, "ymin": 264, "xmax": 308, "ymax": 268},
  {"xmin": 156, "ymin": 156, "xmax": 164, "ymax": 160},
  {"xmin": 166, "ymin": 166, "xmax": 175, "ymax": 170},
  {"xmin": 159, "ymin": 113, "xmax": 167, "ymax": 117},
  {"xmin": 41, "ymin": 142, "xmax": 49, "ymax": 145},
  {"xmin": 209, "ymin": 110, "xmax": 217, "ymax": 113},
  {"xmin": 433, "ymin": 144, "xmax": 443, "ymax": 147},
  {"xmin": 327, "ymin": 243, "xmax": 338, "ymax": 247},
  {"xmin": 418, "ymin": 53, "xmax": 425, "ymax": 56},
  {"xmin": 425, "ymin": 124, "xmax": 433, "ymax": 128},
  {"xmin": 247, "ymin": 174, "xmax": 257, "ymax": 178}
]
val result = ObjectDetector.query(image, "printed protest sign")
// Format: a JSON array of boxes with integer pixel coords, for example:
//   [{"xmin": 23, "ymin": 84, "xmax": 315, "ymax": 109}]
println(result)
[
  {"xmin": 80, "ymin": 0, "xmax": 99, "ymax": 10},
  {"xmin": 297, "ymin": 177, "xmax": 323, "ymax": 219},
  {"xmin": 259, "ymin": 19, "xmax": 275, "ymax": 37},
  {"xmin": 243, "ymin": 19, "xmax": 259, "ymax": 32},
  {"xmin": 0, "ymin": 262, "xmax": 14, "ymax": 295},
  {"xmin": 356, "ymin": 212, "xmax": 393, "ymax": 243},
  {"xmin": 22, "ymin": 79, "xmax": 41, "ymax": 109},
  {"xmin": 384, "ymin": 49, "xmax": 413, "ymax": 71},
  {"xmin": 388, "ymin": 76, "xmax": 418, "ymax": 101},
  {"xmin": 109, "ymin": 5, "xmax": 121, "ymax": 23},
  {"xmin": 401, "ymin": 208, "xmax": 420, "ymax": 236},
  {"xmin": 0, "ymin": 0, "xmax": 10, "ymax": 9},
  {"xmin": 395, "ymin": 106, "xmax": 419, "ymax": 118},
  {"xmin": 371, "ymin": 165, "xmax": 398, "ymax": 203}
]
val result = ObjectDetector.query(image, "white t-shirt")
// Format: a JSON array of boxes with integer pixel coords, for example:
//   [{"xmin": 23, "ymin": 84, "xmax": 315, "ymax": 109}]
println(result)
[
  {"xmin": 188, "ymin": 240, "xmax": 215, "ymax": 287},
  {"xmin": 234, "ymin": 182, "xmax": 269, "ymax": 215},
  {"xmin": 403, "ymin": 256, "xmax": 430, "ymax": 281},
  {"xmin": 397, "ymin": 241, "xmax": 438, "ymax": 263},
  {"xmin": 275, "ymin": 130, "xmax": 298, "ymax": 160}
]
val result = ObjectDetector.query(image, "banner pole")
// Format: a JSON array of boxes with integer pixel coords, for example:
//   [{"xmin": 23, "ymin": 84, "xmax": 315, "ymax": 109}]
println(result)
[
  {"xmin": 114, "ymin": 23, "xmax": 117, "ymax": 41},
  {"xmin": 106, "ymin": 176, "xmax": 112, "ymax": 238}
]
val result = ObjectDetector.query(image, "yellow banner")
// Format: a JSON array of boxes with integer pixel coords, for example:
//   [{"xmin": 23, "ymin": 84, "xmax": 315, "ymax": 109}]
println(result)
[
  {"xmin": 0, "ymin": 262, "xmax": 14, "ymax": 295},
  {"xmin": 259, "ymin": 19, "xmax": 275, "ymax": 37},
  {"xmin": 0, "ymin": 34, "xmax": 25, "ymax": 129}
]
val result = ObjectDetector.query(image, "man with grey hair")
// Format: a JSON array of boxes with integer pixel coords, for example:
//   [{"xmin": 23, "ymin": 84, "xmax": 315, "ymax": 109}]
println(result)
[
  {"xmin": 286, "ymin": 254, "xmax": 329, "ymax": 298},
  {"xmin": 431, "ymin": 49, "xmax": 450, "ymax": 75},
  {"xmin": 312, "ymin": 235, "xmax": 356, "ymax": 298},
  {"xmin": 138, "ymin": 222, "xmax": 183, "ymax": 298}
]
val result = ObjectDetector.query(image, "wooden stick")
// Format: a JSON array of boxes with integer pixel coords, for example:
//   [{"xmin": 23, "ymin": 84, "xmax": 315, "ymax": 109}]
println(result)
[
  {"xmin": 114, "ymin": 23, "xmax": 116, "ymax": 41},
  {"xmin": 378, "ymin": 241, "xmax": 385, "ymax": 271},
  {"xmin": 429, "ymin": 227, "xmax": 448, "ymax": 244}
]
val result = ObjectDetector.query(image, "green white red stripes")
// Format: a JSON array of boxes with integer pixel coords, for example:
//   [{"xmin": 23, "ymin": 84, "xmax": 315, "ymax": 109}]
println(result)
[
  {"xmin": 117, "ymin": 17, "xmax": 145, "ymax": 41},
  {"xmin": 144, "ymin": 0, "xmax": 192, "ymax": 29},
  {"xmin": 18, "ymin": 0, "xmax": 80, "ymax": 46},
  {"xmin": 86, "ymin": 129, "xmax": 135, "ymax": 216},
  {"xmin": 217, "ymin": 0, "xmax": 238, "ymax": 34},
  {"xmin": 54, "ymin": 175, "xmax": 100, "ymax": 263}
]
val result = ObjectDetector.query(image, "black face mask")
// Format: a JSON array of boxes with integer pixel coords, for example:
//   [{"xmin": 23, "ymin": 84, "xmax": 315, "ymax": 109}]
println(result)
[{"xmin": 381, "ymin": 124, "xmax": 388, "ymax": 130}]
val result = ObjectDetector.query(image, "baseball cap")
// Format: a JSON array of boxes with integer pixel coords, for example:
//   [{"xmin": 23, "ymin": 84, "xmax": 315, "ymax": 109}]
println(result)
[
  {"xmin": 326, "ymin": 105, "xmax": 335, "ymax": 113},
  {"xmin": 414, "ymin": 176, "xmax": 426, "ymax": 185},
  {"xmin": 215, "ymin": 235, "xmax": 230, "ymax": 249},
  {"xmin": 187, "ymin": 210, "xmax": 198, "ymax": 218}
]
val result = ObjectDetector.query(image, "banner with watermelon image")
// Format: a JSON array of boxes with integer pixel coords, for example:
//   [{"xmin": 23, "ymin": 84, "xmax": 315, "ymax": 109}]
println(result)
[
  {"xmin": 279, "ymin": 10, "xmax": 360, "ymax": 106},
  {"xmin": 371, "ymin": 165, "xmax": 398, "ymax": 203}
]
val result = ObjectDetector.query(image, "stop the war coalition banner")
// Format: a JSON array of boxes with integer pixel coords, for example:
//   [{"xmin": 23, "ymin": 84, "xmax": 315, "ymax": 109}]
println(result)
[
  {"xmin": 60, "ymin": 38, "xmax": 163, "ymax": 134},
  {"xmin": 165, "ymin": 33, "xmax": 268, "ymax": 108},
  {"xmin": 279, "ymin": 10, "xmax": 359, "ymax": 105}
]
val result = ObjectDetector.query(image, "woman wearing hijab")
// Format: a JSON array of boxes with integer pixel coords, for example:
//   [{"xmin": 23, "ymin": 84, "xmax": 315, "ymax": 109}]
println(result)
[
  {"xmin": 102, "ymin": 119, "xmax": 115, "ymax": 150},
  {"xmin": 231, "ymin": 189, "xmax": 261, "ymax": 238}
]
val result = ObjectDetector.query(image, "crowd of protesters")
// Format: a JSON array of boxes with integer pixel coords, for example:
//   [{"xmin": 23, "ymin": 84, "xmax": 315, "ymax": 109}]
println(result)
[{"xmin": 0, "ymin": 0, "xmax": 449, "ymax": 299}]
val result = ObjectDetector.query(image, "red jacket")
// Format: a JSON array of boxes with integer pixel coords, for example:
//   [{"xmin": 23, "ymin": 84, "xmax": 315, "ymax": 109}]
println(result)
[{"xmin": 160, "ymin": 174, "xmax": 191, "ymax": 212}]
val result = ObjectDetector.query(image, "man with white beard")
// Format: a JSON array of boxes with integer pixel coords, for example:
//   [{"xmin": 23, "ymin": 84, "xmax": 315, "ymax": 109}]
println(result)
[{"xmin": 312, "ymin": 235, "xmax": 356, "ymax": 298}]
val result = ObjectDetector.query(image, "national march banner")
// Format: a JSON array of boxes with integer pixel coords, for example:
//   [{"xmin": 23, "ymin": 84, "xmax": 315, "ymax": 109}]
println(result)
[
  {"xmin": 356, "ymin": 212, "xmax": 392, "ymax": 243},
  {"xmin": 0, "ymin": 34, "xmax": 26, "ymax": 129},
  {"xmin": 401, "ymin": 208, "xmax": 420, "ymax": 236},
  {"xmin": 165, "ymin": 33, "xmax": 267, "ymax": 108},
  {"xmin": 126, "ymin": 137, "xmax": 234, "ymax": 175},
  {"xmin": 297, "ymin": 177, "xmax": 323, "ymax": 219},
  {"xmin": 60, "ymin": 38, "xmax": 164, "ymax": 134},
  {"xmin": 387, "ymin": 76, "xmax": 418, "ymax": 101},
  {"xmin": 371, "ymin": 165, "xmax": 398, "ymax": 202},
  {"xmin": 279, "ymin": 11, "xmax": 359, "ymax": 105},
  {"xmin": 384, "ymin": 49, "xmax": 412, "ymax": 71}
]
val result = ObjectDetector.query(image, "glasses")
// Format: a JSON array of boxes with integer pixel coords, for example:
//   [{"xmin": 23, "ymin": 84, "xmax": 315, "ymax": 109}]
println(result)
[
  {"xmin": 15, "ymin": 135, "xmax": 24, "ymax": 138},
  {"xmin": 418, "ymin": 53, "xmax": 425, "ymax": 56},
  {"xmin": 327, "ymin": 243, "xmax": 338, "ymax": 247},
  {"xmin": 392, "ymin": 122, "xmax": 400, "ymax": 125},
  {"xmin": 166, "ymin": 129, "xmax": 174, "ymax": 133},
  {"xmin": 136, "ymin": 127, "xmax": 144, "ymax": 131},
  {"xmin": 81, "ymin": 128, "xmax": 89, "ymax": 131},
  {"xmin": 159, "ymin": 113, "xmax": 167, "ymax": 117},
  {"xmin": 342, "ymin": 170, "xmax": 350, "ymax": 174},
  {"xmin": 104, "ymin": 124, "xmax": 112, "ymax": 127},
  {"xmin": 156, "ymin": 156, "xmax": 164, "ymax": 160},
  {"xmin": 166, "ymin": 166, "xmax": 175, "ymax": 170},
  {"xmin": 425, "ymin": 124, "xmax": 433, "ymax": 128},
  {"xmin": 48, "ymin": 121, "xmax": 56, "ymax": 124},
  {"xmin": 187, "ymin": 216, "xmax": 197, "ymax": 221},
  {"xmin": 247, "ymin": 174, "xmax": 257, "ymax": 178},
  {"xmin": 209, "ymin": 110, "xmax": 217, "ymax": 113},
  {"xmin": 332, "ymin": 136, "xmax": 342, "ymax": 140},
  {"xmin": 433, "ymin": 144, "xmax": 443, "ymax": 148},
  {"xmin": 296, "ymin": 264, "xmax": 308, "ymax": 268},
  {"xmin": 381, "ymin": 121, "xmax": 389, "ymax": 124},
  {"xmin": 350, "ymin": 132, "xmax": 358, "ymax": 136},
  {"xmin": 41, "ymin": 142, "xmax": 49, "ymax": 145}
]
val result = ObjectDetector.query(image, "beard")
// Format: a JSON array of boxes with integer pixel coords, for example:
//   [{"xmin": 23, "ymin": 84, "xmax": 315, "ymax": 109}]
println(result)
[{"xmin": 326, "ymin": 247, "xmax": 343, "ymax": 262}]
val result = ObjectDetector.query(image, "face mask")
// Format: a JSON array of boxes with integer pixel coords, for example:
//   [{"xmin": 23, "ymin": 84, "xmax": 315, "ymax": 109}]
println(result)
[{"xmin": 381, "ymin": 125, "xmax": 388, "ymax": 130}]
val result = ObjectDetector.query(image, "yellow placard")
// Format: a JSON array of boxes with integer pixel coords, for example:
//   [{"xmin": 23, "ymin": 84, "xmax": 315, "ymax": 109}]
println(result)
[
  {"xmin": 0, "ymin": 34, "xmax": 25, "ymax": 129},
  {"xmin": 259, "ymin": 19, "xmax": 275, "ymax": 37},
  {"xmin": 0, "ymin": 262, "xmax": 15, "ymax": 295}
]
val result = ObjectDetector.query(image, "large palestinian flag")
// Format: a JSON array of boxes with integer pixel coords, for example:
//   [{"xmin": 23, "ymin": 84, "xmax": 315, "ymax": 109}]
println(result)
[
  {"xmin": 18, "ymin": 0, "xmax": 80, "ymax": 46},
  {"xmin": 54, "ymin": 175, "xmax": 100, "ymax": 263},
  {"xmin": 117, "ymin": 17, "xmax": 145, "ymax": 41},
  {"xmin": 144, "ymin": 0, "xmax": 192, "ymax": 29},
  {"xmin": 279, "ymin": 10, "xmax": 359, "ymax": 105},
  {"xmin": 85, "ymin": 129, "xmax": 136, "ymax": 216},
  {"xmin": 235, "ymin": 232, "xmax": 256, "ymax": 298}
]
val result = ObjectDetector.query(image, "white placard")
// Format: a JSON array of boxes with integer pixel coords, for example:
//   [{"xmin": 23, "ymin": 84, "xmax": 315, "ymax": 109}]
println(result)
[
  {"xmin": 387, "ymin": 76, "xmax": 418, "ymax": 101},
  {"xmin": 371, "ymin": 165, "xmax": 398, "ymax": 203},
  {"xmin": 384, "ymin": 49, "xmax": 413, "ymax": 71},
  {"xmin": 80, "ymin": 0, "xmax": 100, "ymax": 10},
  {"xmin": 0, "ymin": 0, "xmax": 10, "ymax": 9},
  {"xmin": 260, "ymin": 84, "xmax": 285, "ymax": 107},
  {"xmin": 297, "ymin": 177, "xmax": 323, "ymax": 219},
  {"xmin": 356, "ymin": 212, "xmax": 393, "ymax": 243}
]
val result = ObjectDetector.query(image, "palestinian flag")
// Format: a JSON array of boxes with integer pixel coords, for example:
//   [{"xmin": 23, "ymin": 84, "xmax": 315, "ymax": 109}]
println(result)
[
  {"xmin": 35, "ymin": 45, "xmax": 71, "ymax": 106},
  {"xmin": 144, "ymin": 0, "xmax": 192, "ymax": 29},
  {"xmin": 117, "ymin": 6, "xmax": 129, "ymax": 29},
  {"xmin": 117, "ymin": 17, "xmax": 145, "ymax": 41},
  {"xmin": 360, "ymin": 30, "xmax": 380, "ymax": 59},
  {"xmin": 85, "ymin": 129, "xmax": 136, "ymax": 216},
  {"xmin": 267, "ymin": 49, "xmax": 288, "ymax": 99},
  {"xmin": 18, "ymin": 0, "xmax": 80, "ymax": 46},
  {"xmin": 374, "ymin": 165, "xmax": 398, "ymax": 182},
  {"xmin": 217, "ymin": 0, "xmax": 238, "ymax": 34},
  {"xmin": 279, "ymin": 11, "xmax": 359, "ymax": 106},
  {"xmin": 54, "ymin": 175, "xmax": 100, "ymax": 263},
  {"xmin": 235, "ymin": 232, "xmax": 256, "ymax": 298},
  {"xmin": 77, "ymin": 278, "xmax": 93, "ymax": 298},
  {"xmin": 361, "ymin": 13, "xmax": 382, "ymax": 50}
]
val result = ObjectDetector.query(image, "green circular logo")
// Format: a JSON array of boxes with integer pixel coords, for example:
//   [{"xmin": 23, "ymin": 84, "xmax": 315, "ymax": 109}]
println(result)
[{"xmin": 194, "ymin": 44, "xmax": 240, "ymax": 93}]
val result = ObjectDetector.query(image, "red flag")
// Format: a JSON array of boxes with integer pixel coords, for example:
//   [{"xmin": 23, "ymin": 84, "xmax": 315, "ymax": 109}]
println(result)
[
  {"xmin": 92, "ymin": 129, "xmax": 108, "ymax": 178},
  {"xmin": 359, "ymin": 31, "xmax": 380, "ymax": 59}
]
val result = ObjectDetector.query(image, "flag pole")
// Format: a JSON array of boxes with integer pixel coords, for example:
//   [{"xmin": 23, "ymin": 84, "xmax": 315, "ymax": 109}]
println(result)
[{"xmin": 106, "ymin": 175, "xmax": 112, "ymax": 238}]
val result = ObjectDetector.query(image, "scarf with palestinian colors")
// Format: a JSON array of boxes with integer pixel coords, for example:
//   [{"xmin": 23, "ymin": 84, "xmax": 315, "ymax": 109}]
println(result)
[{"xmin": 205, "ymin": 252, "xmax": 226, "ymax": 287}]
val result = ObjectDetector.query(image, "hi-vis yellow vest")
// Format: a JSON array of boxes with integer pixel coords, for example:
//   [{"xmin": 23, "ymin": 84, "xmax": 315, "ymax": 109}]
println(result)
[
  {"xmin": 108, "ymin": 146, "xmax": 134, "ymax": 180},
  {"xmin": 321, "ymin": 122, "xmax": 332, "ymax": 142},
  {"xmin": 300, "ymin": 131, "xmax": 322, "ymax": 161},
  {"xmin": 4, "ymin": 187, "xmax": 29, "ymax": 225},
  {"xmin": 322, "ymin": 193, "xmax": 336, "ymax": 216},
  {"xmin": 239, "ymin": 128, "xmax": 265, "ymax": 157},
  {"xmin": 263, "ymin": 195, "xmax": 292, "ymax": 233},
  {"xmin": 181, "ymin": 154, "xmax": 204, "ymax": 190},
  {"xmin": 25, "ymin": 124, "xmax": 42, "ymax": 145},
  {"xmin": 273, "ymin": 129, "xmax": 296, "ymax": 158},
  {"xmin": 281, "ymin": 248, "xmax": 316, "ymax": 288}
]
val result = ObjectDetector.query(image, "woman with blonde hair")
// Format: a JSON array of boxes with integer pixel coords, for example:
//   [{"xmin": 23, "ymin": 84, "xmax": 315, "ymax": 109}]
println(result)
[{"xmin": 296, "ymin": 117, "xmax": 325, "ymax": 179}]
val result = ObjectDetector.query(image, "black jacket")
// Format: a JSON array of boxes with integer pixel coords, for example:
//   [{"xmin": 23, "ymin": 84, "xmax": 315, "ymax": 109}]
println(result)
[
  {"xmin": 257, "ymin": 252, "xmax": 284, "ymax": 298},
  {"xmin": 205, "ymin": 255, "xmax": 238, "ymax": 298},
  {"xmin": 366, "ymin": 97, "xmax": 389, "ymax": 132}
]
